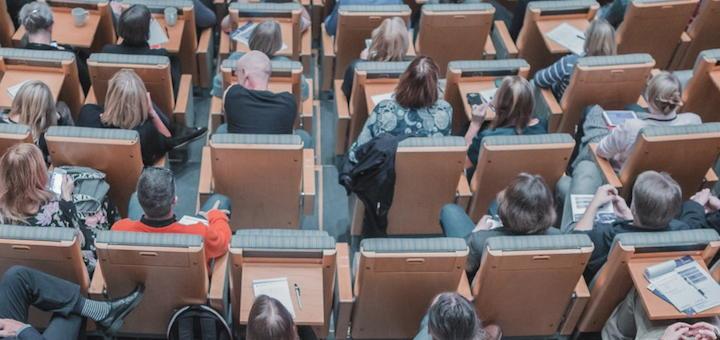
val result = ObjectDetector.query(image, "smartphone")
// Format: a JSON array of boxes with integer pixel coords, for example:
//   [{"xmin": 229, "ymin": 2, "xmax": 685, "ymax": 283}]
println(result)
[
  {"xmin": 487, "ymin": 216, "xmax": 503, "ymax": 229},
  {"xmin": 50, "ymin": 168, "xmax": 66, "ymax": 195},
  {"xmin": 466, "ymin": 92, "xmax": 483, "ymax": 106}
]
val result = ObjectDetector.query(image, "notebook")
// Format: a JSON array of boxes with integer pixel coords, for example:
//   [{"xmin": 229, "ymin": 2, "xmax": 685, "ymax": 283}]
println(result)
[
  {"xmin": 371, "ymin": 92, "xmax": 394, "ymax": 105},
  {"xmin": 645, "ymin": 256, "xmax": 720, "ymax": 314},
  {"xmin": 253, "ymin": 277, "xmax": 296, "ymax": 318},
  {"xmin": 545, "ymin": 23, "xmax": 585, "ymax": 55},
  {"xmin": 570, "ymin": 194, "xmax": 616, "ymax": 223}
]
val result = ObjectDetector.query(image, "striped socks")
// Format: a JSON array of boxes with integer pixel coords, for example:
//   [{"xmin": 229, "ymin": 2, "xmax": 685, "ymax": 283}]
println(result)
[{"xmin": 76, "ymin": 297, "xmax": 111, "ymax": 321}]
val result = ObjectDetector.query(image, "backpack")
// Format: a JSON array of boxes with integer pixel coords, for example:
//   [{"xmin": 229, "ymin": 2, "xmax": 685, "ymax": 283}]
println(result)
[
  {"xmin": 167, "ymin": 305, "xmax": 232, "ymax": 340},
  {"xmin": 59, "ymin": 166, "xmax": 111, "ymax": 218}
]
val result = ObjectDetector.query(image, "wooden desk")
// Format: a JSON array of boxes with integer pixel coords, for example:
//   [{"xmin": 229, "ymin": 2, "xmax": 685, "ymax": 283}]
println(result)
[
  {"xmin": 153, "ymin": 16, "xmax": 185, "ymax": 54},
  {"xmin": 364, "ymin": 82, "xmax": 398, "ymax": 114},
  {"xmin": 536, "ymin": 18, "xmax": 590, "ymax": 55},
  {"xmin": 0, "ymin": 70, "xmax": 64, "ymax": 109},
  {"xmin": 239, "ymin": 264, "xmax": 324, "ymax": 326},
  {"xmin": 627, "ymin": 255, "xmax": 720, "ymax": 320},
  {"xmin": 235, "ymin": 20, "xmax": 295, "ymax": 57},
  {"xmin": 458, "ymin": 81, "xmax": 498, "ymax": 121},
  {"xmin": 13, "ymin": 7, "xmax": 100, "ymax": 49},
  {"xmin": 268, "ymin": 82, "xmax": 293, "ymax": 94}
]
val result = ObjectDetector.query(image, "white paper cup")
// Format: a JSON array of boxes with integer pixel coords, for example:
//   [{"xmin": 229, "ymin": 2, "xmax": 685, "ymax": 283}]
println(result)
[
  {"xmin": 164, "ymin": 7, "xmax": 178, "ymax": 27},
  {"xmin": 71, "ymin": 8, "xmax": 88, "ymax": 27}
]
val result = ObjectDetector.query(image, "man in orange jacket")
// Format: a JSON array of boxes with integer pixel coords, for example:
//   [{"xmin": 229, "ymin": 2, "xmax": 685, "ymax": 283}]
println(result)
[{"xmin": 112, "ymin": 167, "xmax": 232, "ymax": 264}]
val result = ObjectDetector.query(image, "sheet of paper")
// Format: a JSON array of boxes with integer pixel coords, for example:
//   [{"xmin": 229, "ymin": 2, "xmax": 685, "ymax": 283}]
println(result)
[
  {"xmin": 570, "ymin": 194, "xmax": 615, "ymax": 223},
  {"xmin": 646, "ymin": 258, "xmax": 720, "ymax": 314},
  {"xmin": 371, "ymin": 92, "xmax": 394, "ymax": 105},
  {"xmin": 7, "ymin": 80, "xmax": 31, "ymax": 99},
  {"xmin": 253, "ymin": 277, "xmax": 296, "ymax": 318},
  {"xmin": 147, "ymin": 18, "xmax": 169, "ymax": 46},
  {"xmin": 545, "ymin": 22, "xmax": 585, "ymax": 55},
  {"xmin": 178, "ymin": 215, "xmax": 208, "ymax": 226}
]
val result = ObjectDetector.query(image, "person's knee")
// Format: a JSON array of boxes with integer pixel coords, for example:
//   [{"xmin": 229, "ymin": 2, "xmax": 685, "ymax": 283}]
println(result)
[
  {"xmin": 572, "ymin": 161, "xmax": 602, "ymax": 191},
  {"xmin": 2, "ymin": 265, "xmax": 32, "ymax": 285},
  {"xmin": 440, "ymin": 204, "xmax": 464, "ymax": 223}
]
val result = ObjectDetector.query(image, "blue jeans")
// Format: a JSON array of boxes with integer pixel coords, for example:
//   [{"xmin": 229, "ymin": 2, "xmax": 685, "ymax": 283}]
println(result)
[
  {"xmin": 439, "ymin": 204, "xmax": 475, "ymax": 239},
  {"xmin": 128, "ymin": 193, "xmax": 232, "ymax": 221},
  {"xmin": 215, "ymin": 124, "xmax": 314, "ymax": 149}
]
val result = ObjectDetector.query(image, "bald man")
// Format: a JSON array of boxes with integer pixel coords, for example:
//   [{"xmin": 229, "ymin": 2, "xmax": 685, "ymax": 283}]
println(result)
[{"xmin": 221, "ymin": 51, "xmax": 297, "ymax": 135}]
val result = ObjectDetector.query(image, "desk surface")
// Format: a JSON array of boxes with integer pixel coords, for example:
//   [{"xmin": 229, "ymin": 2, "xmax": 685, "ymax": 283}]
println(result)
[
  {"xmin": 236, "ymin": 20, "xmax": 295, "ymax": 57},
  {"xmin": 13, "ymin": 7, "xmax": 101, "ymax": 49},
  {"xmin": 0, "ymin": 70, "xmax": 64, "ymax": 109},
  {"xmin": 153, "ymin": 15, "xmax": 185, "ymax": 54},
  {"xmin": 458, "ymin": 81, "xmax": 498, "ymax": 121},
  {"xmin": 536, "ymin": 18, "xmax": 590, "ymax": 55},
  {"xmin": 628, "ymin": 255, "xmax": 720, "ymax": 320},
  {"xmin": 364, "ymin": 82, "xmax": 398, "ymax": 114},
  {"xmin": 239, "ymin": 264, "xmax": 325, "ymax": 326}
]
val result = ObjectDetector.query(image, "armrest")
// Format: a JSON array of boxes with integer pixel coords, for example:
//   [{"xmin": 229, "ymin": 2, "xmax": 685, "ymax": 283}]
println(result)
[
  {"xmin": 173, "ymin": 74, "xmax": 194, "ymax": 126},
  {"xmin": 406, "ymin": 30, "xmax": 417, "ymax": 57},
  {"xmin": 669, "ymin": 32, "xmax": 692, "ymax": 70},
  {"xmin": 199, "ymin": 146, "xmax": 213, "ymax": 195},
  {"xmin": 197, "ymin": 27, "xmax": 215, "ymax": 89},
  {"xmin": 209, "ymin": 96, "xmax": 224, "ymax": 134},
  {"xmin": 335, "ymin": 79, "xmax": 351, "ymax": 155},
  {"xmin": 85, "ymin": 86, "xmax": 98, "ymax": 105},
  {"xmin": 219, "ymin": 31, "xmax": 231, "ymax": 62},
  {"xmin": 321, "ymin": 23, "xmax": 335, "ymax": 92},
  {"xmin": 301, "ymin": 30, "xmax": 312, "ymax": 77},
  {"xmin": 302, "ymin": 149, "xmax": 316, "ymax": 215},
  {"xmin": 301, "ymin": 79, "xmax": 314, "ymax": 132},
  {"xmin": 560, "ymin": 277, "xmax": 591, "ymax": 335},
  {"xmin": 704, "ymin": 168, "xmax": 718, "ymax": 189},
  {"xmin": 636, "ymin": 95, "xmax": 649, "ymax": 110},
  {"xmin": 208, "ymin": 253, "xmax": 229, "ymax": 313},
  {"xmin": 482, "ymin": 34, "xmax": 496, "ymax": 60},
  {"xmin": 457, "ymin": 270, "xmax": 473, "ymax": 301},
  {"xmin": 534, "ymin": 86, "xmax": 563, "ymax": 132},
  {"xmin": 491, "ymin": 20, "xmax": 518, "ymax": 59},
  {"xmin": 334, "ymin": 243, "xmax": 354, "ymax": 339},
  {"xmin": 455, "ymin": 172, "xmax": 472, "ymax": 210},
  {"xmin": 589, "ymin": 143, "xmax": 622, "ymax": 189},
  {"xmin": 88, "ymin": 263, "xmax": 106, "ymax": 299}
]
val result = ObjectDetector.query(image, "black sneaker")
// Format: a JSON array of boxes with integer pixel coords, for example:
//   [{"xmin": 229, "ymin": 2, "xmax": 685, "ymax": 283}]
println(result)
[
  {"xmin": 168, "ymin": 127, "xmax": 208, "ymax": 149},
  {"xmin": 96, "ymin": 284, "xmax": 145, "ymax": 335}
]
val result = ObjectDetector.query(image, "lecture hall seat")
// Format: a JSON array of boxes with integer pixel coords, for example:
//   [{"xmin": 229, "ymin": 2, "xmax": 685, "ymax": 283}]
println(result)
[
  {"xmin": 0, "ymin": 124, "xmax": 32, "ymax": 157},
  {"xmin": 89, "ymin": 231, "xmax": 227, "ymax": 337},
  {"xmin": 669, "ymin": 0, "xmax": 720, "ymax": 70},
  {"xmin": 677, "ymin": 49, "xmax": 720, "ymax": 123},
  {"xmin": 589, "ymin": 123, "xmax": 720, "ymax": 200}
]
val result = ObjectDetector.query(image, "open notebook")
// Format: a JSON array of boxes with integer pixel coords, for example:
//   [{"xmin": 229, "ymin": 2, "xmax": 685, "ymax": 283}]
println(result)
[{"xmin": 645, "ymin": 256, "xmax": 720, "ymax": 314}]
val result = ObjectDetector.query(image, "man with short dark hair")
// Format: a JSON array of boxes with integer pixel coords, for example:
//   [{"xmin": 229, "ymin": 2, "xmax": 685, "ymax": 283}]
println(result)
[
  {"xmin": 112, "ymin": 167, "xmax": 232, "ymax": 264},
  {"xmin": 577, "ymin": 171, "xmax": 708, "ymax": 280}
]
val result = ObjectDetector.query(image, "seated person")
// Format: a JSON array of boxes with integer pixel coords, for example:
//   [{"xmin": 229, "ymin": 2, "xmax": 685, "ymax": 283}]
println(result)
[
  {"xmin": 464, "ymin": 76, "xmax": 546, "ymax": 178},
  {"xmin": 348, "ymin": 56, "xmax": 452, "ymax": 162},
  {"xmin": 342, "ymin": 17, "xmax": 409, "ymax": 101},
  {"xmin": 112, "ymin": 167, "xmax": 232, "ymax": 265},
  {"xmin": 220, "ymin": 51, "xmax": 313, "ymax": 146},
  {"xmin": 534, "ymin": 19, "xmax": 616, "ymax": 100},
  {"xmin": 603, "ymin": 288, "xmax": 720, "ymax": 339},
  {"xmin": 599, "ymin": 0, "xmax": 630, "ymax": 28},
  {"xmin": 324, "ymin": 0, "xmax": 404, "ymax": 36},
  {"xmin": 246, "ymin": 295, "xmax": 299, "ymax": 340},
  {"xmin": 559, "ymin": 72, "xmax": 701, "ymax": 231},
  {"xmin": 101, "ymin": 4, "xmax": 181, "ymax": 94},
  {"xmin": 211, "ymin": 20, "xmax": 309, "ymax": 101},
  {"xmin": 220, "ymin": 1, "xmax": 311, "ymax": 35},
  {"xmin": 0, "ymin": 143, "xmax": 105, "ymax": 270},
  {"xmin": 576, "ymin": 171, "xmax": 708, "ymax": 281},
  {"xmin": 0, "ymin": 266, "xmax": 144, "ymax": 338},
  {"xmin": 193, "ymin": 0, "xmax": 216, "ymax": 29},
  {"xmin": 0, "ymin": 80, "xmax": 71, "ymax": 164},
  {"xmin": 18, "ymin": 1, "xmax": 91, "ymax": 93},
  {"xmin": 440, "ymin": 173, "xmax": 560, "ymax": 277},
  {"xmin": 77, "ymin": 69, "xmax": 205, "ymax": 166},
  {"xmin": 414, "ymin": 292, "xmax": 501, "ymax": 340}
]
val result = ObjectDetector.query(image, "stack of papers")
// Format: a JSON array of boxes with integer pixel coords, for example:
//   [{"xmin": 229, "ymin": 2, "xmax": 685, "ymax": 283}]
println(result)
[
  {"xmin": 545, "ymin": 23, "xmax": 586, "ymax": 55},
  {"xmin": 479, "ymin": 87, "xmax": 498, "ymax": 104},
  {"xmin": 645, "ymin": 256, "xmax": 720, "ymax": 314},
  {"xmin": 570, "ymin": 194, "xmax": 616, "ymax": 223},
  {"xmin": 253, "ymin": 277, "xmax": 296, "ymax": 318}
]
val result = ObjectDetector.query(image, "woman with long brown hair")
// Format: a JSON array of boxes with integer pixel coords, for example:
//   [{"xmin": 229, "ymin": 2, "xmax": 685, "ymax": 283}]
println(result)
[{"xmin": 348, "ymin": 56, "xmax": 452, "ymax": 162}]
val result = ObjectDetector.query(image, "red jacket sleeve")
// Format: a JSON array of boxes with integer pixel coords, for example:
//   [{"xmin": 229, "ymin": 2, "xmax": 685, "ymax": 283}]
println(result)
[{"xmin": 203, "ymin": 209, "xmax": 232, "ymax": 260}]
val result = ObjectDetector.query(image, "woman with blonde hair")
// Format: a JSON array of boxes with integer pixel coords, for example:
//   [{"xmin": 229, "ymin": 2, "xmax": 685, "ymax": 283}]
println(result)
[
  {"xmin": 0, "ymin": 143, "xmax": 97, "ymax": 265},
  {"xmin": 341, "ymin": 17, "xmax": 409, "ymax": 100},
  {"xmin": 77, "ymin": 69, "xmax": 205, "ymax": 165},
  {"xmin": 1, "ymin": 81, "xmax": 68, "ymax": 163},
  {"xmin": 534, "ymin": 19, "xmax": 617, "ymax": 100},
  {"xmin": 464, "ymin": 76, "xmax": 546, "ymax": 177}
]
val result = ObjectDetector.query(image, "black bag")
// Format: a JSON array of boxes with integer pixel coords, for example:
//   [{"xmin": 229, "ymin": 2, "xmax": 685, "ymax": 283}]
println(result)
[{"xmin": 166, "ymin": 305, "xmax": 232, "ymax": 340}]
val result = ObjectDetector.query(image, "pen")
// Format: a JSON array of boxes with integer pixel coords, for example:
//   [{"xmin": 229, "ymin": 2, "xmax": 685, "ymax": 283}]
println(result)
[
  {"xmin": 576, "ymin": 34, "xmax": 586, "ymax": 40},
  {"xmin": 294, "ymin": 283, "xmax": 303, "ymax": 309},
  {"xmin": 683, "ymin": 276, "xmax": 707, "ymax": 298}
]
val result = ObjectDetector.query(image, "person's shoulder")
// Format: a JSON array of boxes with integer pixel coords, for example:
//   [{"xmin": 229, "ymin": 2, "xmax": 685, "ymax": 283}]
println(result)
[
  {"xmin": 78, "ymin": 104, "xmax": 103, "ymax": 121},
  {"xmin": 111, "ymin": 218, "xmax": 140, "ymax": 231},
  {"xmin": 619, "ymin": 117, "xmax": 646, "ymax": 132},
  {"xmin": 678, "ymin": 112, "xmax": 702, "ymax": 124}
]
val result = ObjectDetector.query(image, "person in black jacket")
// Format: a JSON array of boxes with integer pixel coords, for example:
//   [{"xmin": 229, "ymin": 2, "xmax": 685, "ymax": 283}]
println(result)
[
  {"xmin": 575, "ymin": 171, "xmax": 709, "ymax": 281},
  {"xmin": 0, "ymin": 266, "xmax": 143, "ymax": 339},
  {"xmin": 18, "ymin": 1, "xmax": 91, "ymax": 93},
  {"xmin": 101, "ymin": 4, "xmax": 181, "ymax": 94}
]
